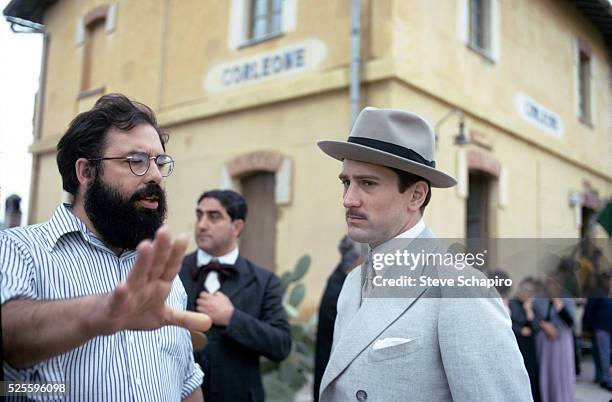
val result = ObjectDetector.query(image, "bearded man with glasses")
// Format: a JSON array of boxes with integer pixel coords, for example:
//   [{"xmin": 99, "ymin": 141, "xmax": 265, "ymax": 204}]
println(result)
[{"xmin": 1, "ymin": 94, "xmax": 211, "ymax": 402}]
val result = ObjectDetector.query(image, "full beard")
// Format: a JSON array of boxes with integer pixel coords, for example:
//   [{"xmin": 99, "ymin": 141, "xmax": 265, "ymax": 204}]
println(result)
[{"xmin": 84, "ymin": 174, "xmax": 167, "ymax": 250}]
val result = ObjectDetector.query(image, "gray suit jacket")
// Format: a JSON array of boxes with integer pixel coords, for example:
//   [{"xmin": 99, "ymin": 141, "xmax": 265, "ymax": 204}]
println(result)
[{"xmin": 319, "ymin": 227, "xmax": 533, "ymax": 402}]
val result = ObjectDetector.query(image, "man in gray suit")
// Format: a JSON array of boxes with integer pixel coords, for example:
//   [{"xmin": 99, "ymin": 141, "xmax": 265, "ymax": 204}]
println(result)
[{"xmin": 316, "ymin": 107, "xmax": 532, "ymax": 401}]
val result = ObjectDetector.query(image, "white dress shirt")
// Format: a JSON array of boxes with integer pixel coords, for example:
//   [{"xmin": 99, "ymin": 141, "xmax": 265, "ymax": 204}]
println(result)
[
  {"xmin": 1, "ymin": 204, "xmax": 203, "ymax": 402},
  {"xmin": 196, "ymin": 247, "xmax": 239, "ymax": 293},
  {"xmin": 395, "ymin": 218, "xmax": 426, "ymax": 240}
]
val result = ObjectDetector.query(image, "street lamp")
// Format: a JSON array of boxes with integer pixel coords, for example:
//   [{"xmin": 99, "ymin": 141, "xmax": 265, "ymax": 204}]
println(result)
[{"xmin": 434, "ymin": 107, "xmax": 470, "ymax": 146}]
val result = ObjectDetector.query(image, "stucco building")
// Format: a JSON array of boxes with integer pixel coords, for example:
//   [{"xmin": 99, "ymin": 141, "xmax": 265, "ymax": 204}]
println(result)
[{"xmin": 4, "ymin": 0, "xmax": 611, "ymax": 312}]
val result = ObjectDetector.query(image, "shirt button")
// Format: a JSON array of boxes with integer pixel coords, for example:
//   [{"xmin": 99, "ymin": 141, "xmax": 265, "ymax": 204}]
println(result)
[
  {"xmin": 134, "ymin": 378, "xmax": 142, "ymax": 386},
  {"xmin": 356, "ymin": 389, "xmax": 367, "ymax": 401}
]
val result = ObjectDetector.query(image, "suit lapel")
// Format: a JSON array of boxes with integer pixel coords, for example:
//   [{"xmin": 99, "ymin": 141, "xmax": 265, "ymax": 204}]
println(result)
[
  {"xmin": 320, "ymin": 285, "xmax": 428, "ymax": 393},
  {"xmin": 221, "ymin": 256, "xmax": 255, "ymax": 300},
  {"xmin": 181, "ymin": 253, "xmax": 202, "ymax": 311},
  {"xmin": 320, "ymin": 227, "xmax": 439, "ymax": 394}
]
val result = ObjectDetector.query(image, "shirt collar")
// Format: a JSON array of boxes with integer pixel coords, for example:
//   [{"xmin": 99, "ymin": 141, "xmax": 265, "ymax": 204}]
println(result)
[
  {"xmin": 45, "ymin": 203, "xmax": 91, "ymax": 248},
  {"xmin": 197, "ymin": 247, "xmax": 239, "ymax": 267},
  {"xmin": 372, "ymin": 218, "xmax": 426, "ymax": 253},
  {"xmin": 45, "ymin": 203, "xmax": 136, "ymax": 257},
  {"xmin": 394, "ymin": 218, "xmax": 426, "ymax": 240}
]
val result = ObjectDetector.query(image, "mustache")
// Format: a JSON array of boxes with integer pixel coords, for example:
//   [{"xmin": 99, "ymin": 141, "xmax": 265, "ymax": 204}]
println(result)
[
  {"xmin": 346, "ymin": 209, "xmax": 367, "ymax": 219},
  {"xmin": 130, "ymin": 184, "xmax": 165, "ymax": 203}
]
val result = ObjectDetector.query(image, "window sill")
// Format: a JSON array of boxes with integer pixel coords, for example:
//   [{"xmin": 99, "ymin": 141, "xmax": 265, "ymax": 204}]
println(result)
[
  {"xmin": 238, "ymin": 32, "xmax": 284, "ymax": 49},
  {"xmin": 467, "ymin": 43, "xmax": 496, "ymax": 64},
  {"xmin": 77, "ymin": 86, "xmax": 105, "ymax": 100}
]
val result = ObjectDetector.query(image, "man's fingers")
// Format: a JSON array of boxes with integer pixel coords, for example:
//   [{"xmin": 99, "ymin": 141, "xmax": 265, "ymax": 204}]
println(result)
[
  {"xmin": 213, "ymin": 291, "xmax": 227, "ymax": 300},
  {"xmin": 149, "ymin": 226, "xmax": 172, "ymax": 281},
  {"xmin": 127, "ymin": 240, "xmax": 153, "ymax": 289},
  {"xmin": 160, "ymin": 233, "xmax": 188, "ymax": 282},
  {"xmin": 195, "ymin": 305, "xmax": 210, "ymax": 314},
  {"xmin": 166, "ymin": 307, "xmax": 212, "ymax": 332},
  {"xmin": 195, "ymin": 297, "xmax": 212, "ymax": 308}
]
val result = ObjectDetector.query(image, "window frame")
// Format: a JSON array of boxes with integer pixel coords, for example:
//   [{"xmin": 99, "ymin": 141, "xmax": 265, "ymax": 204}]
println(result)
[
  {"xmin": 229, "ymin": 0, "xmax": 297, "ymax": 49},
  {"xmin": 461, "ymin": 0, "xmax": 500, "ymax": 63},
  {"xmin": 76, "ymin": 4, "xmax": 116, "ymax": 98},
  {"xmin": 81, "ymin": 17, "xmax": 106, "ymax": 93},
  {"xmin": 249, "ymin": 0, "xmax": 282, "ymax": 40},
  {"xmin": 577, "ymin": 43, "xmax": 593, "ymax": 127},
  {"xmin": 468, "ymin": 0, "xmax": 490, "ymax": 53}
]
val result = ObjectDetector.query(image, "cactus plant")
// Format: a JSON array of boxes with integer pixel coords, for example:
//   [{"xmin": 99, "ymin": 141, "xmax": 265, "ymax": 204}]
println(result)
[{"xmin": 262, "ymin": 255, "xmax": 316, "ymax": 402}]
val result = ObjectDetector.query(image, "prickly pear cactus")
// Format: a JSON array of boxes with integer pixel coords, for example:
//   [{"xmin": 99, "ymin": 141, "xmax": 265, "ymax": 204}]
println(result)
[{"xmin": 262, "ymin": 255, "xmax": 316, "ymax": 402}]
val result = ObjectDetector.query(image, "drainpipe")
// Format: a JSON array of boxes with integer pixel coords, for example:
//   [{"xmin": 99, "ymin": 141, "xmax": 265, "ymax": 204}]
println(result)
[{"xmin": 350, "ymin": 0, "xmax": 362, "ymax": 125}]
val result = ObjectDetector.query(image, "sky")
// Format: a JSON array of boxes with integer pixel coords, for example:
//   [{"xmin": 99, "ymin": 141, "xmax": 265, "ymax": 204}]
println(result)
[{"xmin": 0, "ymin": 0, "xmax": 43, "ymax": 225}]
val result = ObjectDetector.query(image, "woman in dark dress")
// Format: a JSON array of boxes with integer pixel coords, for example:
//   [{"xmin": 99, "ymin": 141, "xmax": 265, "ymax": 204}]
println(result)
[{"xmin": 510, "ymin": 277, "xmax": 541, "ymax": 402}]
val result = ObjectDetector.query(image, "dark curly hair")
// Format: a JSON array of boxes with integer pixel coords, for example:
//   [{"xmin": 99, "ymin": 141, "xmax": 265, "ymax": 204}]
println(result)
[{"xmin": 56, "ymin": 93, "xmax": 168, "ymax": 196}]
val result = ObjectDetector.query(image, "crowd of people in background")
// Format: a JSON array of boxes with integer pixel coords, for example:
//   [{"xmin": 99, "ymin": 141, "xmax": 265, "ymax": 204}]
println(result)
[{"xmin": 486, "ymin": 244, "xmax": 612, "ymax": 402}]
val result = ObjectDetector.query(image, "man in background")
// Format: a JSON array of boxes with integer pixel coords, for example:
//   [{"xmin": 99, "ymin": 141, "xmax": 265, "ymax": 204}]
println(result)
[
  {"xmin": 583, "ymin": 271, "xmax": 612, "ymax": 392},
  {"xmin": 313, "ymin": 235, "xmax": 361, "ymax": 401},
  {"xmin": 180, "ymin": 189, "xmax": 291, "ymax": 402}
]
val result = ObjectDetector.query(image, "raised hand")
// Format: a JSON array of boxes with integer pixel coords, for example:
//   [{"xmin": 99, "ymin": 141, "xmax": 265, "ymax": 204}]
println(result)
[{"xmin": 101, "ymin": 226, "xmax": 212, "ymax": 334}]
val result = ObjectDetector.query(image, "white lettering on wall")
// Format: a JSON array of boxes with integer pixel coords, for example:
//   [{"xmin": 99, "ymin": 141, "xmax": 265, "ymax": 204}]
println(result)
[{"xmin": 516, "ymin": 93, "xmax": 563, "ymax": 138}]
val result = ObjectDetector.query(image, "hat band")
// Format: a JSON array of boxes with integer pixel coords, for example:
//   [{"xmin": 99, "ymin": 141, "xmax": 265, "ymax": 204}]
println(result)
[{"xmin": 348, "ymin": 136, "xmax": 436, "ymax": 168}]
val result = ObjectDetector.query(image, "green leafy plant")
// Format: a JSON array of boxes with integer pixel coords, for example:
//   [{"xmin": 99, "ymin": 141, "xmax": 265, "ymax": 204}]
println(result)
[{"xmin": 262, "ymin": 255, "xmax": 316, "ymax": 402}]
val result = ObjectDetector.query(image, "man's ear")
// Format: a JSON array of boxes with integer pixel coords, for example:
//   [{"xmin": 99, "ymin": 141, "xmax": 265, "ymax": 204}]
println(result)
[
  {"xmin": 233, "ymin": 219, "xmax": 245, "ymax": 238},
  {"xmin": 407, "ymin": 181, "xmax": 428, "ymax": 212},
  {"xmin": 75, "ymin": 158, "xmax": 95, "ymax": 186}
]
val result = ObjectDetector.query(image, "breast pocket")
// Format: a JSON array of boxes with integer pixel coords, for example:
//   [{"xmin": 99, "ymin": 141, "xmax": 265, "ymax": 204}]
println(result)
[{"xmin": 367, "ymin": 334, "xmax": 422, "ymax": 363}]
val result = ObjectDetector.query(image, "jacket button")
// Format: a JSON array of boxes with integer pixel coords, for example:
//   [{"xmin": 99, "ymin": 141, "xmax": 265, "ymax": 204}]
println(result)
[{"xmin": 356, "ymin": 389, "xmax": 367, "ymax": 401}]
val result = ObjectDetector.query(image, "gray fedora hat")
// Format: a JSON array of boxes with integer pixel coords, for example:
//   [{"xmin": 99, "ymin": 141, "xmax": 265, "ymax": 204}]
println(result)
[{"xmin": 317, "ymin": 107, "xmax": 457, "ymax": 188}]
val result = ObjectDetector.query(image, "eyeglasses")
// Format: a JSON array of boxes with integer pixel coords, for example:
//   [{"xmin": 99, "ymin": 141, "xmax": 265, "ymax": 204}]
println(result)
[{"xmin": 89, "ymin": 152, "xmax": 175, "ymax": 177}]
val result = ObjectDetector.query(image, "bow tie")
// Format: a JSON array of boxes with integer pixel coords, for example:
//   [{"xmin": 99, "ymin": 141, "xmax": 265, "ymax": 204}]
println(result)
[{"xmin": 191, "ymin": 261, "xmax": 236, "ymax": 281}]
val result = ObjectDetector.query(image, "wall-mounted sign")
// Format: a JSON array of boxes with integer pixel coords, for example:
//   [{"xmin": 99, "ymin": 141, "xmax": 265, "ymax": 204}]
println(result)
[
  {"xmin": 516, "ymin": 93, "xmax": 563, "ymax": 138},
  {"xmin": 204, "ymin": 39, "xmax": 327, "ymax": 93}
]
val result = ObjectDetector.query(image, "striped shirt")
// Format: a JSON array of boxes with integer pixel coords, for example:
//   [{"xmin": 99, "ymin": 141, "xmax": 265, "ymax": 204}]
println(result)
[{"xmin": 1, "ymin": 204, "xmax": 204, "ymax": 401}]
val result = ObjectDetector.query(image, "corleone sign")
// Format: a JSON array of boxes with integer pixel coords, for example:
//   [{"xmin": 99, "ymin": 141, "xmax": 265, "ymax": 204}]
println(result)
[
  {"xmin": 204, "ymin": 39, "xmax": 327, "ymax": 92},
  {"xmin": 516, "ymin": 93, "xmax": 563, "ymax": 138}
]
